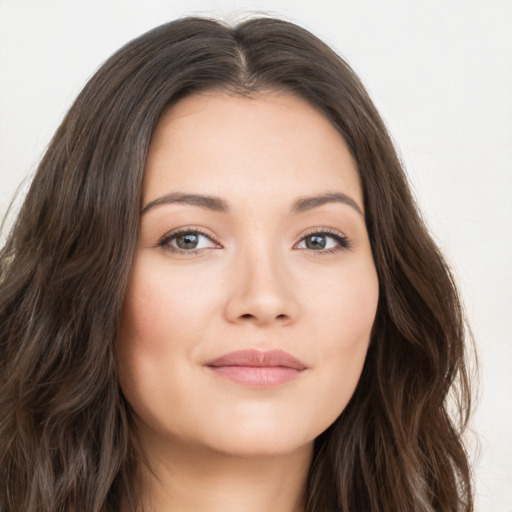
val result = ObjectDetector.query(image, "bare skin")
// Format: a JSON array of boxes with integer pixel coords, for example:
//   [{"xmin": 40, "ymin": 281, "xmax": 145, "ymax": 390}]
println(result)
[{"xmin": 117, "ymin": 91, "xmax": 379, "ymax": 511}]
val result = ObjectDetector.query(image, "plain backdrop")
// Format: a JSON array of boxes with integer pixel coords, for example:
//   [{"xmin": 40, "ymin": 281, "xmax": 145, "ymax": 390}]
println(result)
[{"xmin": 1, "ymin": 0, "xmax": 511, "ymax": 509}]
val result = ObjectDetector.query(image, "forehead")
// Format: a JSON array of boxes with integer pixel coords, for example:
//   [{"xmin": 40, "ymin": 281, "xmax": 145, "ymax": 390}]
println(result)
[{"xmin": 143, "ymin": 91, "xmax": 362, "ymax": 213}]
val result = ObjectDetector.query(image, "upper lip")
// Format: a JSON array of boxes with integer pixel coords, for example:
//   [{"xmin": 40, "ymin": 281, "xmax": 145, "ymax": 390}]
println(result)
[{"xmin": 204, "ymin": 349, "xmax": 307, "ymax": 370}]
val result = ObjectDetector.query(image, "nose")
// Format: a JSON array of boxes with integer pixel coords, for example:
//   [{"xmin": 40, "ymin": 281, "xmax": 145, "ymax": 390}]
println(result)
[{"xmin": 223, "ymin": 245, "xmax": 300, "ymax": 327}]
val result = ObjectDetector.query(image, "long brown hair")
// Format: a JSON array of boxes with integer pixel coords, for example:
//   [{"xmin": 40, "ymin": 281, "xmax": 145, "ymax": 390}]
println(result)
[{"xmin": 0, "ymin": 16, "xmax": 474, "ymax": 511}]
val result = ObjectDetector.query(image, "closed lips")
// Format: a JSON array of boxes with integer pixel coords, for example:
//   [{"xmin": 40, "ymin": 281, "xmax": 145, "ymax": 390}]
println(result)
[{"xmin": 204, "ymin": 349, "xmax": 308, "ymax": 388}]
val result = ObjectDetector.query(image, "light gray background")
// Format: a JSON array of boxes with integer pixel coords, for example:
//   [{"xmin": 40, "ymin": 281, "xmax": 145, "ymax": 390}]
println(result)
[{"xmin": 1, "ymin": 0, "xmax": 511, "ymax": 509}]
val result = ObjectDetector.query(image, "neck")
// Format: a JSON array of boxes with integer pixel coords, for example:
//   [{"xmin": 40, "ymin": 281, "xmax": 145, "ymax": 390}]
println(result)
[{"xmin": 130, "ymin": 432, "xmax": 313, "ymax": 512}]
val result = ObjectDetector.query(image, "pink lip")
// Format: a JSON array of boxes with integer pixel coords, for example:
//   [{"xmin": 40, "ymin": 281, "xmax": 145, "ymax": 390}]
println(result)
[{"xmin": 204, "ymin": 349, "xmax": 308, "ymax": 388}]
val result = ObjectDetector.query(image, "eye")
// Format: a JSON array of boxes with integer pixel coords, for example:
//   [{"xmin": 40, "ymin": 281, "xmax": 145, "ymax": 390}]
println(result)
[
  {"xmin": 295, "ymin": 229, "xmax": 352, "ymax": 254},
  {"xmin": 157, "ymin": 227, "xmax": 351, "ymax": 256},
  {"xmin": 158, "ymin": 228, "xmax": 219, "ymax": 254}
]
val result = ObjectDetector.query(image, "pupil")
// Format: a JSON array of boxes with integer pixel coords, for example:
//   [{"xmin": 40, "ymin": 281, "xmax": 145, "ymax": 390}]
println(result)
[
  {"xmin": 307, "ymin": 234, "xmax": 326, "ymax": 250},
  {"xmin": 177, "ymin": 233, "xmax": 198, "ymax": 249}
]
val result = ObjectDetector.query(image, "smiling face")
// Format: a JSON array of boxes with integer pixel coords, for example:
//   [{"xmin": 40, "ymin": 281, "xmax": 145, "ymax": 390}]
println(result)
[{"xmin": 116, "ymin": 91, "xmax": 379, "ymax": 460}]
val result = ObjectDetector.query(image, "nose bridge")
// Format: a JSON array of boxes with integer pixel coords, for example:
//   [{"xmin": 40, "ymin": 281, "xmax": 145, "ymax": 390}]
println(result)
[{"xmin": 224, "ymin": 232, "xmax": 298, "ymax": 326}]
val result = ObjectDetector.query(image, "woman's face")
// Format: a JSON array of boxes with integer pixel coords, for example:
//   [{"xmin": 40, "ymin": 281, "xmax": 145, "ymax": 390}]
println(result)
[{"xmin": 117, "ymin": 92, "xmax": 379, "ymax": 458}]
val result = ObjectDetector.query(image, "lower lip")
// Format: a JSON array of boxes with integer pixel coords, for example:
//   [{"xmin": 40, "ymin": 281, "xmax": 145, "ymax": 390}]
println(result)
[{"xmin": 206, "ymin": 366, "xmax": 305, "ymax": 388}]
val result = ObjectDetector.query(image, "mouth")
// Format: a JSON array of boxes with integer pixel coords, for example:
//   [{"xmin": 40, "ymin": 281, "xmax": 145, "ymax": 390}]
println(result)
[{"xmin": 203, "ymin": 349, "xmax": 308, "ymax": 388}]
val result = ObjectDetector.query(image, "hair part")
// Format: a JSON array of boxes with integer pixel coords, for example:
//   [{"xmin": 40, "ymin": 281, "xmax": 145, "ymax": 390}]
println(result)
[{"xmin": 0, "ymin": 15, "xmax": 474, "ymax": 511}]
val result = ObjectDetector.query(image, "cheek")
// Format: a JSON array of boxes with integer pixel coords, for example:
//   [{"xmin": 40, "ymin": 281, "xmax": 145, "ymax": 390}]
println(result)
[
  {"xmin": 119, "ymin": 259, "xmax": 218, "ymax": 353},
  {"xmin": 314, "ymin": 261, "xmax": 378, "ymax": 348},
  {"xmin": 308, "ymin": 263, "xmax": 378, "ymax": 411},
  {"xmin": 115, "ymin": 259, "xmax": 218, "ymax": 410}
]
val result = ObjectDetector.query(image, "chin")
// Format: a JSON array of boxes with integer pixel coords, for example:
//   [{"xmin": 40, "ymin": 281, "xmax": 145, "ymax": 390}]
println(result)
[{"xmin": 207, "ymin": 432, "xmax": 313, "ymax": 459}]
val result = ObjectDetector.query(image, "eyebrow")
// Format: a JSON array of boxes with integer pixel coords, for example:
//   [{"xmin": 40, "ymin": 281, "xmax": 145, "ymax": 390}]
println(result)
[{"xmin": 142, "ymin": 191, "xmax": 364, "ymax": 217}]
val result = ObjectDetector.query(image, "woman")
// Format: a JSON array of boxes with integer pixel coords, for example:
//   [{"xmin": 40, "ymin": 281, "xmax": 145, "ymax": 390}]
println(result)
[{"xmin": 0, "ymin": 16, "xmax": 473, "ymax": 512}]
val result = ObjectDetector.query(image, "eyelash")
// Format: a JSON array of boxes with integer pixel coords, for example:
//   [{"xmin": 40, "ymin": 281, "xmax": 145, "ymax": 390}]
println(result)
[{"xmin": 157, "ymin": 227, "xmax": 352, "ymax": 256}]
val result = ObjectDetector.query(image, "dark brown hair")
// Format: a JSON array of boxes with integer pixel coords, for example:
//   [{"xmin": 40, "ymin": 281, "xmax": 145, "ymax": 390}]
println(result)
[{"xmin": 0, "ymin": 16, "xmax": 473, "ymax": 511}]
